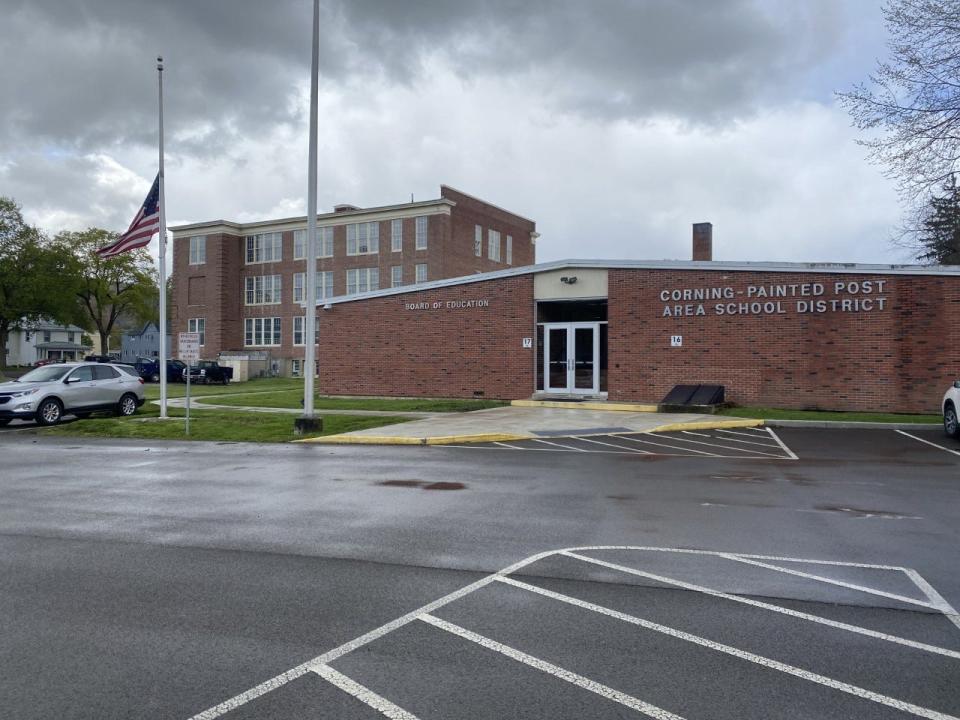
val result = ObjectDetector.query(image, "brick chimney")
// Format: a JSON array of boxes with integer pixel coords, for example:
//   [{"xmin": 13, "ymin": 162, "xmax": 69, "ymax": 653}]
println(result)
[{"xmin": 692, "ymin": 222, "xmax": 712, "ymax": 261}]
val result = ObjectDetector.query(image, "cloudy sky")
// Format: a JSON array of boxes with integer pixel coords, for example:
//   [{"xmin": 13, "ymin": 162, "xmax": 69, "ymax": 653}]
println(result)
[{"xmin": 0, "ymin": 0, "xmax": 908, "ymax": 264}]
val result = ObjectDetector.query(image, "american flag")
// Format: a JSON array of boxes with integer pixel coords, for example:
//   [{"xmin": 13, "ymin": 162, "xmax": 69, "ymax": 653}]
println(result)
[{"xmin": 96, "ymin": 174, "xmax": 161, "ymax": 258}]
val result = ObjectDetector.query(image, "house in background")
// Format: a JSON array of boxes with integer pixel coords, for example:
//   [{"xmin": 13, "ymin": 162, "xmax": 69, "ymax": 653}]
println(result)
[
  {"xmin": 120, "ymin": 322, "xmax": 169, "ymax": 363},
  {"xmin": 4, "ymin": 320, "xmax": 91, "ymax": 366}
]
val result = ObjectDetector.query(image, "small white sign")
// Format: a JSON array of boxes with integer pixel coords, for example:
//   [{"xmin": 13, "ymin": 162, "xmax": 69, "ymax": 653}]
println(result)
[
  {"xmin": 179, "ymin": 332, "xmax": 201, "ymax": 364},
  {"xmin": 522, "ymin": 337, "xmax": 533, "ymax": 349},
  {"xmin": 670, "ymin": 335, "xmax": 683, "ymax": 347}
]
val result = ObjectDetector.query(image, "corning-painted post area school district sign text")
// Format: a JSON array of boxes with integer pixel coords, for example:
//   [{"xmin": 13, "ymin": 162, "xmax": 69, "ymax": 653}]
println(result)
[
  {"xmin": 405, "ymin": 298, "xmax": 491, "ymax": 311},
  {"xmin": 660, "ymin": 280, "xmax": 890, "ymax": 317}
]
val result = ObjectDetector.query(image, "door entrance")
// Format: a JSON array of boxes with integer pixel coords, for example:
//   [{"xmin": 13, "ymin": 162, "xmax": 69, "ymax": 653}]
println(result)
[{"xmin": 543, "ymin": 322, "xmax": 600, "ymax": 394}]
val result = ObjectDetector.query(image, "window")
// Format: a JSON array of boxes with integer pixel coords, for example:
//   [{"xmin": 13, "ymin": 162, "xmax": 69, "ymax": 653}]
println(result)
[
  {"xmin": 291, "ymin": 359, "xmax": 302, "ymax": 377},
  {"xmin": 189, "ymin": 235, "xmax": 206, "ymax": 264},
  {"xmin": 506, "ymin": 235, "xmax": 513, "ymax": 265},
  {"xmin": 188, "ymin": 317, "xmax": 206, "ymax": 346},
  {"xmin": 245, "ymin": 232, "xmax": 282, "ymax": 264},
  {"xmin": 474, "ymin": 225, "xmax": 482, "ymax": 257},
  {"xmin": 67, "ymin": 332, "xmax": 75, "ymax": 343},
  {"xmin": 292, "ymin": 316, "xmax": 321, "ymax": 346},
  {"xmin": 346, "ymin": 268, "xmax": 379, "ymax": 295},
  {"xmin": 415, "ymin": 263, "xmax": 428, "ymax": 284},
  {"xmin": 391, "ymin": 265, "xmax": 403, "ymax": 288},
  {"xmin": 244, "ymin": 317, "xmax": 282, "ymax": 346},
  {"xmin": 488, "ymin": 229, "xmax": 501, "ymax": 262},
  {"xmin": 293, "ymin": 271, "xmax": 334, "ymax": 302},
  {"xmin": 43, "ymin": 330, "xmax": 51, "ymax": 343},
  {"xmin": 93, "ymin": 365, "xmax": 119, "ymax": 380},
  {"xmin": 68, "ymin": 365, "xmax": 95, "ymax": 382},
  {"xmin": 294, "ymin": 227, "xmax": 333, "ymax": 259},
  {"xmin": 346, "ymin": 222, "xmax": 379, "ymax": 255},
  {"xmin": 391, "ymin": 219, "xmax": 403, "ymax": 252},
  {"xmin": 415, "ymin": 216, "xmax": 428, "ymax": 250},
  {"xmin": 244, "ymin": 275, "xmax": 282, "ymax": 305}
]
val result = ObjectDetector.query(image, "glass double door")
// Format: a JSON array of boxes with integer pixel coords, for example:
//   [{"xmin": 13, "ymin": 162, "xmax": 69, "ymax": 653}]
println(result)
[{"xmin": 544, "ymin": 322, "xmax": 600, "ymax": 394}]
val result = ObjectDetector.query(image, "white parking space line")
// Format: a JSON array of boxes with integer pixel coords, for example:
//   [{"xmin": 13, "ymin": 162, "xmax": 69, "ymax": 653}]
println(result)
[
  {"xmin": 313, "ymin": 665, "xmax": 421, "ymax": 719},
  {"xmin": 680, "ymin": 430, "xmax": 711, "ymax": 437},
  {"xmin": 764, "ymin": 428, "xmax": 799, "ymax": 460},
  {"xmin": 419, "ymin": 614, "xmax": 687, "ymax": 720},
  {"xmin": 532, "ymin": 438, "xmax": 589, "ymax": 452},
  {"xmin": 498, "ymin": 577, "xmax": 958, "ymax": 720},
  {"xmin": 635, "ymin": 432, "xmax": 787, "ymax": 458},
  {"xmin": 560, "ymin": 551, "xmax": 960, "ymax": 659},
  {"xmin": 492, "ymin": 442, "xmax": 526, "ymax": 450},
  {"xmin": 615, "ymin": 434, "xmax": 722, "ymax": 457},
  {"xmin": 896, "ymin": 430, "xmax": 960, "ymax": 458},
  {"xmin": 901, "ymin": 568, "xmax": 960, "ymax": 632},
  {"xmin": 713, "ymin": 430, "xmax": 783, "ymax": 448},
  {"xmin": 577, "ymin": 436, "xmax": 651, "ymax": 453},
  {"xmin": 719, "ymin": 554, "xmax": 937, "ymax": 609}
]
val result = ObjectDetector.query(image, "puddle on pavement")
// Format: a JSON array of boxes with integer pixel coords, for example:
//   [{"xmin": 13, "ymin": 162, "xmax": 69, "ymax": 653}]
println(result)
[{"xmin": 377, "ymin": 480, "xmax": 466, "ymax": 491}]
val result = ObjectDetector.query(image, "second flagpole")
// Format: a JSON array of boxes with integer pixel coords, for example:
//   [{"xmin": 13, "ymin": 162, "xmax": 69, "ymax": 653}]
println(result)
[{"xmin": 157, "ymin": 55, "xmax": 169, "ymax": 419}]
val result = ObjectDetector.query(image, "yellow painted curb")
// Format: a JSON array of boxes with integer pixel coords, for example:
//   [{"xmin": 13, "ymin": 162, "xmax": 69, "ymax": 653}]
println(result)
[
  {"xmin": 295, "ymin": 432, "xmax": 533, "ymax": 446},
  {"xmin": 511, "ymin": 399, "xmax": 658, "ymax": 413},
  {"xmin": 647, "ymin": 418, "xmax": 764, "ymax": 433}
]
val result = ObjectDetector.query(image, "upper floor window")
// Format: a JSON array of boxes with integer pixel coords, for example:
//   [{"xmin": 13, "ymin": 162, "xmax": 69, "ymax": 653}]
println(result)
[
  {"xmin": 391, "ymin": 219, "xmax": 403, "ymax": 252},
  {"xmin": 346, "ymin": 222, "xmax": 379, "ymax": 255},
  {"xmin": 415, "ymin": 263, "xmax": 428, "ymax": 284},
  {"xmin": 346, "ymin": 267, "xmax": 379, "ymax": 295},
  {"xmin": 244, "ymin": 275, "xmax": 282, "ymax": 305},
  {"xmin": 292, "ymin": 316, "xmax": 321, "ymax": 346},
  {"xmin": 506, "ymin": 235, "xmax": 513, "ymax": 265},
  {"xmin": 294, "ymin": 227, "xmax": 333, "ymax": 259},
  {"xmin": 188, "ymin": 317, "xmax": 206, "ymax": 346},
  {"xmin": 245, "ymin": 232, "xmax": 282, "ymax": 264},
  {"xmin": 474, "ymin": 225, "xmax": 482, "ymax": 257},
  {"xmin": 391, "ymin": 265, "xmax": 403, "ymax": 288},
  {"xmin": 488, "ymin": 229, "xmax": 501, "ymax": 262},
  {"xmin": 67, "ymin": 332, "xmax": 75, "ymax": 343},
  {"xmin": 293, "ymin": 271, "xmax": 334, "ymax": 302},
  {"xmin": 43, "ymin": 330, "xmax": 51, "ymax": 343},
  {"xmin": 189, "ymin": 235, "xmax": 206, "ymax": 264},
  {"xmin": 415, "ymin": 216, "xmax": 428, "ymax": 250}
]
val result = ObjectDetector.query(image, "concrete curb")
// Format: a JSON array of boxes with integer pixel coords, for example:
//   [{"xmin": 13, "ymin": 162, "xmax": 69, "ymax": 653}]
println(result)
[
  {"xmin": 647, "ymin": 418, "xmax": 765, "ymax": 433},
  {"xmin": 295, "ymin": 432, "xmax": 534, "ymax": 446},
  {"xmin": 511, "ymin": 399, "xmax": 658, "ymax": 413},
  {"xmin": 763, "ymin": 419, "xmax": 941, "ymax": 430}
]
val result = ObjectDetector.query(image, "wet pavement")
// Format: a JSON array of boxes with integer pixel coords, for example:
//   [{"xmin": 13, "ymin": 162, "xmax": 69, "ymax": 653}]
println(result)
[{"xmin": 1, "ymin": 427, "xmax": 958, "ymax": 719}]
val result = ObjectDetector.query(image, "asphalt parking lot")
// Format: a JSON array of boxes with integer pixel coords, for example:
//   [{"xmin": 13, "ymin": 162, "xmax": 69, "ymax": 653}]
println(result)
[{"xmin": 1, "ymin": 426, "xmax": 958, "ymax": 719}]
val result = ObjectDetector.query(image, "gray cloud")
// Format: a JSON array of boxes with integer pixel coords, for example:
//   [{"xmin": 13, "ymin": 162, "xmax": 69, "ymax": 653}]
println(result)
[{"xmin": 0, "ymin": 0, "xmax": 817, "ymax": 161}]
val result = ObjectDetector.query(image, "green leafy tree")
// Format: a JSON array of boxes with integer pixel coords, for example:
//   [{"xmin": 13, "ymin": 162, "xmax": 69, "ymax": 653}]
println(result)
[
  {"xmin": 917, "ymin": 174, "xmax": 960, "ymax": 264},
  {"xmin": 0, "ymin": 197, "xmax": 82, "ymax": 370},
  {"xmin": 57, "ymin": 228, "xmax": 159, "ymax": 354}
]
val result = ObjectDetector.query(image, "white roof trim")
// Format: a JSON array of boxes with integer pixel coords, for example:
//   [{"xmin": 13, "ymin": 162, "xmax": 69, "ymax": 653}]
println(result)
[{"xmin": 314, "ymin": 258, "xmax": 960, "ymax": 307}]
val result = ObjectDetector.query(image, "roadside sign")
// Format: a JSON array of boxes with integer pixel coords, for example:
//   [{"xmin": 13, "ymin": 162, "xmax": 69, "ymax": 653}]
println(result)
[{"xmin": 179, "ymin": 332, "xmax": 200, "ymax": 364}]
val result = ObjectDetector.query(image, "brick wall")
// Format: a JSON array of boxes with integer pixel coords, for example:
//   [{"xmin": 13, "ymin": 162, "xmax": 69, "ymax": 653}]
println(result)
[
  {"xmin": 318, "ymin": 275, "xmax": 535, "ymax": 399},
  {"xmin": 608, "ymin": 268, "xmax": 960, "ymax": 413},
  {"xmin": 443, "ymin": 186, "xmax": 536, "ymax": 274}
]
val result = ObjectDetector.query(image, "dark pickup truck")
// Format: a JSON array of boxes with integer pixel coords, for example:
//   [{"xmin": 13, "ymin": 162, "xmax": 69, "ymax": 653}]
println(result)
[
  {"xmin": 134, "ymin": 357, "xmax": 187, "ymax": 383},
  {"xmin": 186, "ymin": 360, "xmax": 234, "ymax": 385}
]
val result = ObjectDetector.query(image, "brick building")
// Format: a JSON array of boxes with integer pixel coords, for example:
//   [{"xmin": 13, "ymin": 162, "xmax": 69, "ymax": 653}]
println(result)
[
  {"xmin": 170, "ymin": 185, "xmax": 537, "ymax": 376},
  {"xmin": 311, "ymin": 226, "xmax": 960, "ymax": 413}
]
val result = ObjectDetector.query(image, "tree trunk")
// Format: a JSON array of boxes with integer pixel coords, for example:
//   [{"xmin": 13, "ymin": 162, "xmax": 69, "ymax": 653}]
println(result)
[
  {"xmin": 0, "ymin": 322, "xmax": 8, "ymax": 372},
  {"xmin": 99, "ymin": 330, "xmax": 110, "ymax": 356}
]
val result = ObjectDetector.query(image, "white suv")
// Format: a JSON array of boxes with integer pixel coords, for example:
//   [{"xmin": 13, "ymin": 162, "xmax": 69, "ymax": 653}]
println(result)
[
  {"xmin": 944, "ymin": 381, "xmax": 960, "ymax": 439},
  {"xmin": 0, "ymin": 362, "xmax": 145, "ymax": 426}
]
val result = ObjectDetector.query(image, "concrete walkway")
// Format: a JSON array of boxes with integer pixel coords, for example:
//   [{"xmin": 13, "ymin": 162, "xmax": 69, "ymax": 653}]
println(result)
[{"xmin": 299, "ymin": 404, "xmax": 762, "ymax": 444}]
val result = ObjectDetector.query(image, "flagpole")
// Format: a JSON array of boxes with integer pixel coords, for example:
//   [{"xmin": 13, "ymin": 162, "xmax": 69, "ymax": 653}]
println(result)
[
  {"xmin": 301, "ymin": 0, "xmax": 320, "ymax": 425},
  {"xmin": 157, "ymin": 56, "xmax": 169, "ymax": 419}
]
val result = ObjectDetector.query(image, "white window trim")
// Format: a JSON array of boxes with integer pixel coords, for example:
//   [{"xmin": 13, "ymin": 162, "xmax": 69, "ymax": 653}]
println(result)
[
  {"xmin": 188, "ymin": 236, "xmax": 206, "ymax": 265},
  {"xmin": 244, "ymin": 275, "xmax": 282, "ymax": 306},
  {"xmin": 244, "ymin": 232, "xmax": 283, "ymax": 265},
  {"xmin": 346, "ymin": 267, "xmax": 380, "ymax": 295},
  {"xmin": 506, "ymin": 235, "xmax": 513, "ymax": 265},
  {"xmin": 391, "ymin": 265, "xmax": 403, "ymax": 287},
  {"xmin": 346, "ymin": 222, "xmax": 380, "ymax": 256},
  {"xmin": 415, "ymin": 263, "xmax": 428, "ymax": 284},
  {"xmin": 474, "ymin": 225, "xmax": 483, "ymax": 257},
  {"xmin": 415, "ymin": 216, "xmax": 428, "ymax": 250},
  {"xmin": 244, "ymin": 317, "xmax": 282, "ymax": 347},
  {"xmin": 391, "ymin": 219, "xmax": 403, "ymax": 252},
  {"xmin": 294, "ymin": 271, "xmax": 334, "ymax": 302},
  {"xmin": 488, "ymin": 229, "xmax": 501, "ymax": 262},
  {"xmin": 294, "ymin": 227, "xmax": 334, "ymax": 260},
  {"xmin": 187, "ymin": 317, "xmax": 206, "ymax": 347},
  {"xmin": 293, "ymin": 315, "xmax": 321, "ymax": 346}
]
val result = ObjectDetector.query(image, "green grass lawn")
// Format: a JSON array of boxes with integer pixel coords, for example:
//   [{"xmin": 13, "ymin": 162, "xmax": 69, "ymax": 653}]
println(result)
[
  {"xmin": 45, "ymin": 403, "xmax": 411, "ymax": 442},
  {"xmin": 142, "ymin": 376, "xmax": 305, "ymax": 400},
  {"xmin": 201, "ymin": 390, "xmax": 508, "ymax": 413},
  {"xmin": 719, "ymin": 406, "xmax": 941, "ymax": 424}
]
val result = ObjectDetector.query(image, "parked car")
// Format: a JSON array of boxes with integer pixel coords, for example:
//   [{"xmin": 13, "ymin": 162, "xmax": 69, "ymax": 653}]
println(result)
[
  {"xmin": 0, "ymin": 362, "xmax": 146, "ymax": 426},
  {"xmin": 33, "ymin": 358, "xmax": 58, "ymax": 367},
  {"xmin": 943, "ymin": 380, "xmax": 960, "ymax": 439},
  {"xmin": 84, "ymin": 354, "xmax": 116, "ymax": 363},
  {"xmin": 186, "ymin": 360, "xmax": 233, "ymax": 385},
  {"xmin": 134, "ymin": 357, "xmax": 187, "ymax": 383}
]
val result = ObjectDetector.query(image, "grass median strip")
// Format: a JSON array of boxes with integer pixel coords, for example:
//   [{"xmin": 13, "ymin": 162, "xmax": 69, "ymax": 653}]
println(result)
[
  {"xmin": 207, "ymin": 391, "xmax": 508, "ymax": 413},
  {"xmin": 719, "ymin": 407, "xmax": 940, "ymax": 424},
  {"xmin": 44, "ymin": 405, "xmax": 412, "ymax": 443}
]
